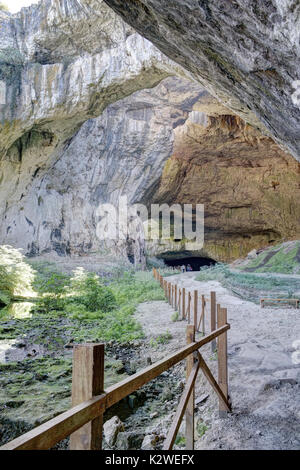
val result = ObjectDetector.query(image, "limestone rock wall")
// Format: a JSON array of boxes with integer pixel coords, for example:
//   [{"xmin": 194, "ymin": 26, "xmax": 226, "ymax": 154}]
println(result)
[
  {"xmin": 0, "ymin": 0, "xmax": 186, "ymax": 156},
  {"xmin": 0, "ymin": 77, "xmax": 204, "ymax": 259},
  {"xmin": 1, "ymin": 0, "xmax": 300, "ymax": 263},
  {"xmin": 151, "ymin": 96, "xmax": 300, "ymax": 262},
  {"xmin": 104, "ymin": 0, "xmax": 300, "ymax": 159}
]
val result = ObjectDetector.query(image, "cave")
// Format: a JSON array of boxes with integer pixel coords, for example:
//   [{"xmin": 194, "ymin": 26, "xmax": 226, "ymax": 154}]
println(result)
[{"xmin": 161, "ymin": 255, "xmax": 216, "ymax": 271}]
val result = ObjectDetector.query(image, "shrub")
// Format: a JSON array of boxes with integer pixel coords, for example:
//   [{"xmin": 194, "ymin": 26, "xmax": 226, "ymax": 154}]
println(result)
[
  {"xmin": 0, "ymin": 245, "xmax": 35, "ymax": 305},
  {"xmin": 69, "ymin": 268, "xmax": 116, "ymax": 312},
  {"xmin": 0, "ymin": 2, "xmax": 9, "ymax": 11}
]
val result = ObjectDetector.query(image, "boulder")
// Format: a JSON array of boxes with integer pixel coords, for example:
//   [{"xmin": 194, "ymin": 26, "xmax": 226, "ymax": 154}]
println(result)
[{"xmin": 103, "ymin": 416, "xmax": 124, "ymax": 447}]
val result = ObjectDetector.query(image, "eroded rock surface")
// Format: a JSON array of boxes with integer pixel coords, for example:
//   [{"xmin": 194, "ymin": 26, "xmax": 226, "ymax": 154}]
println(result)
[
  {"xmin": 1, "ymin": 74, "xmax": 300, "ymax": 262},
  {"xmin": 0, "ymin": 0, "xmax": 185, "ymax": 156},
  {"xmin": 1, "ymin": 0, "xmax": 300, "ymax": 263},
  {"xmin": 104, "ymin": 0, "xmax": 300, "ymax": 159}
]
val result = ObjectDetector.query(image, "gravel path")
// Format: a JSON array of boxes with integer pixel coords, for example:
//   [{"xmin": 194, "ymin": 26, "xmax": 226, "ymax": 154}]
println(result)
[{"xmin": 135, "ymin": 272, "xmax": 300, "ymax": 450}]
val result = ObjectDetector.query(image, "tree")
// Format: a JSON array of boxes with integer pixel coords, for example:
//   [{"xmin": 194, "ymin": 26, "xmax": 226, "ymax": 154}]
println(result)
[{"xmin": 0, "ymin": 2, "xmax": 9, "ymax": 11}]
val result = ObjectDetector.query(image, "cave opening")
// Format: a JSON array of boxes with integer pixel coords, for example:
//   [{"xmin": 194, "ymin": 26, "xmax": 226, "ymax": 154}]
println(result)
[{"xmin": 161, "ymin": 255, "xmax": 216, "ymax": 271}]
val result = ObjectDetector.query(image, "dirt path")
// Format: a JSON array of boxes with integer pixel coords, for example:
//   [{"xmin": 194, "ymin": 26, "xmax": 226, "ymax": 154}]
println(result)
[{"xmin": 135, "ymin": 272, "xmax": 300, "ymax": 450}]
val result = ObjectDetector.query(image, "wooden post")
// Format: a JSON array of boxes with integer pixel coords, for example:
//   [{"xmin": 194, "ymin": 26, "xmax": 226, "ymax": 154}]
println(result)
[
  {"xmin": 175, "ymin": 285, "xmax": 177, "ymax": 310},
  {"xmin": 201, "ymin": 295, "xmax": 205, "ymax": 335},
  {"xmin": 193, "ymin": 290, "xmax": 198, "ymax": 330},
  {"xmin": 185, "ymin": 325, "xmax": 195, "ymax": 450},
  {"xmin": 172, "ymin": 285, "xmax": 174, "ymax": 307},
  {"xmin": 217, "ymin": 307, "xmax": 229, "ymax": 418},
  {"xmin": 182, "ymin": 288, "xmax": 186, "ymax": 320},
  {"xmin": 70, "ymin": 344, "xmax": 104, "ymax": 449},
  {"xmin": 210, "ymin": 292, "xmax": 217, "ymax": 352},
  {"xmin": 188, "ymin": 292, "xmax": 191, "ymax": 324},
  {"xmin": 168, "ymin": 283, "xmax": 171, "ymax": 305},
  {"xmin": 178, "ymin": 289, "xmax": 181, "ymax": 316}
]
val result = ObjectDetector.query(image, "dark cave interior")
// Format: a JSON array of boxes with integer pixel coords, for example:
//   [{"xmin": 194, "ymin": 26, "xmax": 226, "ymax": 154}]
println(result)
[{"xmin": 161, "ymin": 256, "xmax": 216, "ymax": 271}]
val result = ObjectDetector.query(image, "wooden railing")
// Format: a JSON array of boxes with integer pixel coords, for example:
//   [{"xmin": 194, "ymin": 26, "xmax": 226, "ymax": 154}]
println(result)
[
  {"xmin": 0, "ymin": 269, "xmax": 231, "ymax": 451},
  {"xmin": 154, "ymin": 267, "xmax": 211, "ymax": 337}
]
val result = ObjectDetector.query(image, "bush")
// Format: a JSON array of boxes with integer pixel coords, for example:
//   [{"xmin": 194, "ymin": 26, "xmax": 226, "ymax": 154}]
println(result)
[
  {"xmin": 0, "ymin": 2, "xmax": 9, "ymax": 11},
  {"xmin": 69, "ymin": 268, "xmax": 116, "ymax": 312},
  {"xmin": 0, "ymin": 245, "xmax": 35, "ymax": 305}
]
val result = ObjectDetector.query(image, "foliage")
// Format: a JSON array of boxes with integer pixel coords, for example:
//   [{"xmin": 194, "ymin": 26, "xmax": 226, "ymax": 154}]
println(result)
[
  {"xmin": 68, "ymin": 268, "xmax": 116, "ymax": 313},
  {"xmin": 196, "ymin": 421, "xmax": 208, "ymax": 437},
  {"xmin": 244, "ymin": 241, "xmax": 300, "ymax": 274},
  {"xmin": 175, "ymin": 435, "xmax": 186, "ymax": 447},
  {"xmin": 0, "ymin": 2, "xmax": 8, "ymax": 11},
  {"xmin": 149, "ymin": 330, "xmax": 172, "ymax": 348},
  {"xmin": 0, "ymin": 246, "xmax": 35, "ymax": 305},
  {"xmin": 196, "ymin": 263, "xmax": 228, "ymax": 282},
  {"xmin": 4, "ymin": 265, "xmax": 165, "ymax": 344},
  {"xmin": 195, "ymin": 261, "xmax": 300, "ymax": 302},
  {"xmin": 146, "ymin": 256, "xmax": 166, "ymax": 269},
  {"xmin": 171, "ymin": 311, "xmax": 179, "ymax": 322}
]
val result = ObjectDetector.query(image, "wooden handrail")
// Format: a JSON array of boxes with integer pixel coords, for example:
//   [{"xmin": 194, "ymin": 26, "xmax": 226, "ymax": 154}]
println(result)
[{"xmin": 1, "ymin": 324, "xmax": 229, "ymax": 451}]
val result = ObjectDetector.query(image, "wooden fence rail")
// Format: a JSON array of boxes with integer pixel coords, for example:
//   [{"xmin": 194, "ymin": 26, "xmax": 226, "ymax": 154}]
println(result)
[{"xmin": 0, "ymin": 268, "xmax": 231, "ymax": 451}]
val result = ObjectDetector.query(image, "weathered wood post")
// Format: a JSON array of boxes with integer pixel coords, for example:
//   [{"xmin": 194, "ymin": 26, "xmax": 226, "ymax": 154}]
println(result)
[
  {"xmin": 168, "ymin": 283, "xmax": 171, "ymax": 305},
  {"xmin": 178, "ymin": 288, "xmax": 182, "ymax": 316},
  {"xmin": 182, "ymin": 288, "xmax": 186, "ymax": 320},
  {"xmin": 217, "ymin": 307, "xmax": 229, "ymax": 418},
  {"xmin": 185, "ymin": 325, "xmax": 195, "ymax": 450},
  {"xmin": 188, "ymin": 292, "xmax": 191, "ymax": 324},
  {"xmin": 201, "ymin": 295, "xmax": 206, "ymax": 335},
  {"xmin": 70, "ymin": 344, "xmax": 105, "ymax": 450},
  {"xmin": 175, "ymin": 285, "xmax": 177, "ymax": 310},
  {"xmin": 193, "ymin": 290, "xmax": 198, "ymax": 330},
  {"xmin": 171, "ymin": 285, "xmax": 174, "ymax": 307},
  {"xmin": 210, "ymin": 292, "xmax": 217, "ymax": 352}
]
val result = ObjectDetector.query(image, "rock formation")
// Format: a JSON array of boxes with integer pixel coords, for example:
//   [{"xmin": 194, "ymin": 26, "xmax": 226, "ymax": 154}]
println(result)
[
  {"xmin": 104, "ymin": 0, "xmax": 300, "ymax": 159},
  {"xmin": 0, "ymin": 0, "xmax": 300, "ymax": 264},
  {"xmin": 0, "ymin": 0, "xmax": 186, "ymax": 156},
  {"xmin": 150, "ymin": 95, "xmax": 300, "ymax": 261}
]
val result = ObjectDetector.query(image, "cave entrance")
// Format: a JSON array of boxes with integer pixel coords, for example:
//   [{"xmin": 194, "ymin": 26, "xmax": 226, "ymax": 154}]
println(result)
[{"xmin": 161, "ymin": 255, "xmax": 216, "ymax": 271}]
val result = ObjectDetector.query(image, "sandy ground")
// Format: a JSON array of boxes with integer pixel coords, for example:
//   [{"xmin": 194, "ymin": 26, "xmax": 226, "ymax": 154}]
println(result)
[{"xmin": 135, "ymin": 272, "xmax": 300, "ymax": 450}]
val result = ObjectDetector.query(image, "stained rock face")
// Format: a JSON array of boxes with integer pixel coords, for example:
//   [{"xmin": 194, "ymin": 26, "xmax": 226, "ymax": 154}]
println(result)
[
  {"xmin": 0, "ymin": 0, "xmax": 186, "ymax": 156},
  {"xmin": 150, "ymin": 97, "xmax": 300, "ymax": 261},
  {"xmin": 0, "ymin": 77, "xmax": 204, "ymax": 259},
  {"xmin": 104, "ymin": 0, "xmax": 300, "ymax": 159},
  {"xmin": 1, "ymin": 0, "xmax": 300, "ymax": 263},
  {"xmin": 1, "ymin": 74, "xmax": 299, "ymax": 262}
]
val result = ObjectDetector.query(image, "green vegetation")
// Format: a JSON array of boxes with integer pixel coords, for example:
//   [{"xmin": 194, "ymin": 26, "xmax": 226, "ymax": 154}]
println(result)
[
  {"xmin": 146, "ymin": 256, "xmax": 180, "ymax": 276},
  {"xmin": 242, "ymin": 241, "xmax": 300, "ymax": 274},
  {"xmin": 0, "ymin": 2, "xmax": 9, "ymax": 11},
  {"xmin": 196, "ymin": 421, "xmax": 208, "ymax": 438},
  {"xmin": 196, "ymin": 262, "xmax": 300, "ymax": 303},
  {"xmin": 171, "ymin": 311, "xmax": 179, "ymax": 322},
  {"xmin": 149, "ymin": 331, "xmax": 172, "ymax": 349},
  {"xmin": 0, "ymin": 263, "xmax": 165, "ymax": 344},
  {"xmin": 174, "ymin": 435, "xmax": 186, "ymax": 447},
  {"xmin": 0, "ymin": 256, "xmax": 167, "ymax": 445},
  {"xmin": 0, "ymin": 246, "xmax": 35, "ymax": 306}
]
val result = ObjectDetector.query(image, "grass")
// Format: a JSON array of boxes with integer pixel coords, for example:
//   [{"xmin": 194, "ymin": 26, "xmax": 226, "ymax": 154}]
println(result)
[
  {"xmin": 0, "ymin": 265, "xmax": 165, "ymax": 344},
  {"xmin": 195, "ymin": 263, "xmax": 300, "ymax": 303},
  {"xmin": 242, "ymin": 241, "xmax": 300, "ymax": 274},
  {"xmin": 149, "ymin": 330, "xmax": 172, "ymax": 349},
  {"xmin": 0, "ymin": 259, "xmax": 166, "ymax": 445}
]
